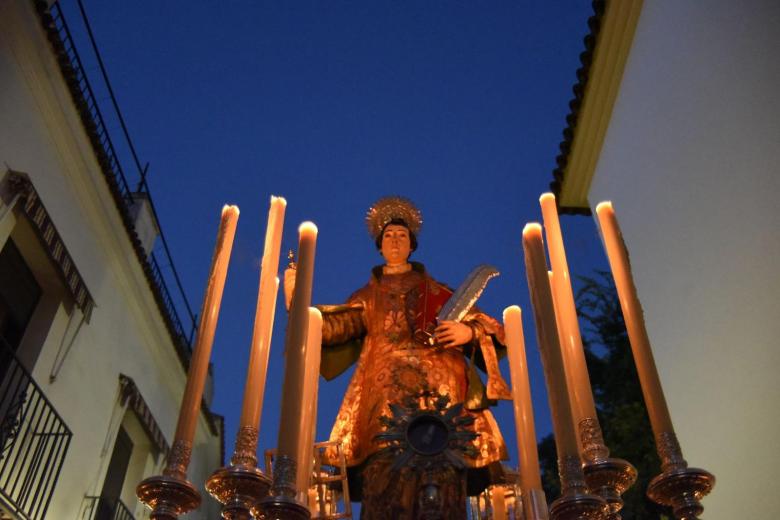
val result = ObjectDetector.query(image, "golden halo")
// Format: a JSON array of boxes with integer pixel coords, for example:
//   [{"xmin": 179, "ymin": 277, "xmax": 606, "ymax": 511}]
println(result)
[{"xmin": 365, "ymin": 196, "xmax": 423, "ymax": 239}]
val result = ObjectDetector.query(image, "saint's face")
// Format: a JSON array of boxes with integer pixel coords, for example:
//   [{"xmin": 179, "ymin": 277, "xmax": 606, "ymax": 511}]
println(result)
[{"xmin": 380, "ymin": 224, "xmax": 412, "ymax": 266}]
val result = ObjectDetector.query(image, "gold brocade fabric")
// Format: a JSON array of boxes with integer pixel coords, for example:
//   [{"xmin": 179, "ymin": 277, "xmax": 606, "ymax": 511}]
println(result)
[
  {"xmin": 321, "ymin": 267, "xmax": 508, "ymax": 470},
  {"xmin": 360, "ymin": 454, "xmax": 467, "ymax": 519}
]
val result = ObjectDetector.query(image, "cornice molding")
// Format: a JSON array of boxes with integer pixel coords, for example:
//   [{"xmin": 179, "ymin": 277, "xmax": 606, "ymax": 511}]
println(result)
[{"xmin": 552, "ymin": 0, "xmax": 644, "ymax": 214}]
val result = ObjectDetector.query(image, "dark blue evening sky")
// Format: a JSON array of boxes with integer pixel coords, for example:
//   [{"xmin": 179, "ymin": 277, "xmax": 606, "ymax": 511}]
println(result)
[{"xmin": 62, "ymin": 0, "xmax": 610, "ymax": 479}]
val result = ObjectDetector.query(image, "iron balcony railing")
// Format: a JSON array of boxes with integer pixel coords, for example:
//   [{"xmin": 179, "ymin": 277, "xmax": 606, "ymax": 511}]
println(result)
[
  {"xmin": 83, "ymin": 496, "xmax": 136, "ymax": 520},
  {"xmin": 38, "ymin": 0, "xmax": 198, "ymax": 358},
  {"xmin": 0, "ymin": 338, "xmax": 72, "ymax": 520}
]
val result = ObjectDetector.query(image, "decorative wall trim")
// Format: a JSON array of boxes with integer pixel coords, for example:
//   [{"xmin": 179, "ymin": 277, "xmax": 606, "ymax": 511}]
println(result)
[
  {"xmin": 119, "ymin": 374, "xmax": 171, "ymax": 458},
  {"xmin": 2, "ymin": 170, "xmax": 95, "ymax": 320}
]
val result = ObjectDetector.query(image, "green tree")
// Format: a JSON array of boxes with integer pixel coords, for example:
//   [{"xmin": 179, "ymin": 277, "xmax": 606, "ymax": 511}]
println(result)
[{"xmin": 537, "ymin": 271, "xmax": 672, "ymax": 519}]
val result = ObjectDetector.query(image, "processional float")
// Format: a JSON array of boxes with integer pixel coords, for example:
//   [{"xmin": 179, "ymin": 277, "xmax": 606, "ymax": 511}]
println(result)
[{"xmin": 137, "ymin": 193, "xmax": 714, "ymax": 519}]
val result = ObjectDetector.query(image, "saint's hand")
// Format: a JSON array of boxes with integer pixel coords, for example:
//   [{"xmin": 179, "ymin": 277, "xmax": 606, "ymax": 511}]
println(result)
[
  {"xmin": 283, "ymin": 267, "xmax": 296, "ymax": 310},
  {"xmin": 434, "ymin": 321, "xmax": 473, "ymax": 349}
]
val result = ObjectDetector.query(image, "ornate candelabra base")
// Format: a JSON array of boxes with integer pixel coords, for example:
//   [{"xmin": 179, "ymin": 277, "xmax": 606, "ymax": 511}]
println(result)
[
  {"xmin": 252, "ymin": 454, "xmax": 311, "ymax": 520},
  {"xmin": 646, "ymin": 466, "xmax": 715, "ymax": 520},
  {"xmin": 136, "ymin": 474, "xmax": 201, "ymax": 520},
  {"xmin": 550, "ymin": 454, "xmax": 609, "ymax": 520},
  {"xmin": 253, "ymin": 494, "xmax": 311, "ymax": 520},
  {"xmin": 549, "ymin": 491, "xmax": 609, "ymax": 520},
  {"xmin": 583, "ymin": 457, "xmax": 637, "ymax": 519},
  {"xmin": 550, "ymin": 494, "xmax": 607, "ymax": 520},
  {"xmin": 205, "ymin": 464, "xmax": 272, "ymax": 520},
  {"xmin": 647, "ymin": 431, "xmax": 715, "ymax": 519}
]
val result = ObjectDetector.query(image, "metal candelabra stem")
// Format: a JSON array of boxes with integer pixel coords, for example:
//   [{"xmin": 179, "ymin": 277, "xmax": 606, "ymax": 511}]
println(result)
[
  {"xmin": 205, "ymin": 425, "xmax": 272, "ymax": 519},
  {"xmin": 578, "ymin": 417, "xmax": 638, "ymax": 520},
  {"xmin": 549, "ymin": 454, "xmax": 609, "ymax": 520},
  {"xmin": 253, "ymin": 454, "xmax": 311, "ymax": 520},
  {"xmin": 136, "ymin": 440, "xmax": 201, "ymax": 519}
]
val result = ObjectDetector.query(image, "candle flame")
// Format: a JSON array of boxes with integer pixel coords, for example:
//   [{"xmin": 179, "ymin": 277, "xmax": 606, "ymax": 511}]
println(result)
[
  {"xmin": 595, "ymin": 201, "xmax": 614, "ymax": 215},
  {"xmin": 221, "ymin": 204, "xmax": 240, "ymax": 216},
  {"xmin": 299, "ymin": 221, "xmax": 318, "ymax": 237},
  {"xmin": 522, "ymin": 222, "xmax": 543, "ymax": 238},
  {"xmin": 502, "ymin": 305, "xmax": 522, "ymax": 321},
  {"xmin": 270, "ymin": 195, "xmax": 288, "ymax": 207},
  {"xmin": 308, "ymin": 306, "xmax": 323, "ymax": 320}
]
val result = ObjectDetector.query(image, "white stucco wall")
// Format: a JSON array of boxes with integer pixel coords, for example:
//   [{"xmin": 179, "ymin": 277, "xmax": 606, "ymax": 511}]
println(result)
[
  {"xmin": 0, "ymin": 2, "xmax": 221, "ymax": 518},
  {"xmin": 588, "ymin": 1, "xmax": 779, "ymax": 517}
]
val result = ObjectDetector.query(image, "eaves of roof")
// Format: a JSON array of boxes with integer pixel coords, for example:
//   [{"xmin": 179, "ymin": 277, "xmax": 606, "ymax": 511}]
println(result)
[
  {"xmin": 550, "ymin": 0, "xmax": 606, "ymax": 216},
  {"xmin": 549, "ymin": 0, "xmax": 643, "ymax": 215}
]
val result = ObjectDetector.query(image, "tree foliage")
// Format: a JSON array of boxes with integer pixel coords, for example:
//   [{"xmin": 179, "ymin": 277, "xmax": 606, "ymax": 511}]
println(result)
[{"xmin": 537, "ymin": 271, "xmax": 672, "ymax": 518}]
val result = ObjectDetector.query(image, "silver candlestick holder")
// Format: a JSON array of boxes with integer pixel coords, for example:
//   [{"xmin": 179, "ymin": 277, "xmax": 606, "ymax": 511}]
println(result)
[{"xmin": 646, "ymin": 431, "xmax": 715, "ymax": 519}]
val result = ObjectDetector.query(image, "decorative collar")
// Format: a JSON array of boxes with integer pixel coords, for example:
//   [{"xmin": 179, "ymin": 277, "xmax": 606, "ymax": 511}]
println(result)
[
  {"xmin": 372, "ymin": 261, "xmax": 426, "ymax": 281},
  {"xmin": 382, "ymin": 263, "xmax": 412, "ymax": 275}
]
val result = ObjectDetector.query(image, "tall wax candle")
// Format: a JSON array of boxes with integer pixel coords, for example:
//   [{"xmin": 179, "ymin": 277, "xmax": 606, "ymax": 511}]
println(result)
[
  {"xmin": 522, "ymin": 223, "xmax": 579, "ymax": 459},
  {"xmin": 503, "ymin": 306, "xmax": 542, "ymax": 490},
  {"xmin": 296, "ymin": 308, "xmax": 323, "ymax": 496},
  {"xmin": 173, "ymin": 205, "xmax": 239, "ymax": 450},
  {"xmin": 595, "ymin": 202, "xmax": 673, "ymax": 435},
  {"xmin": 548, "ymin": 270, "xmax": 566, "ymax": 351},
  {"xmin": 490, "ymin": 487, "xmax": 507, "ymax": 520},
  {"xmin": 239, "ymin": 196, "xmax": 286, "ymax": 433},
  {"xmin": 540, "ymin": 194, "xmax": 599, "ymax": 448},
  {"xmin": 276, "ymin": 222, "xmax": 318, "ymax": 466}
]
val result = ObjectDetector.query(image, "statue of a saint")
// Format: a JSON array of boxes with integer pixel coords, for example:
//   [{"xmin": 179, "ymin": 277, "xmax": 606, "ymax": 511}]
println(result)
[{"xmin": 285, "ymin": 197, "xmax": 512, "ymax": 519}]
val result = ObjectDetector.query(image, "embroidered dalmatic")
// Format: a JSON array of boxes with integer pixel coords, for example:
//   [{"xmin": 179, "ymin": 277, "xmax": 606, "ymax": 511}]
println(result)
[{"xmin": 318, "ymin": 264, "xmax": 511, "ymax": 473}]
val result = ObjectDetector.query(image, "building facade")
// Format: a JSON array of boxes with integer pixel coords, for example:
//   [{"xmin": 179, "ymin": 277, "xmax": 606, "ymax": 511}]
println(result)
[
  {"xmin": 551, "ymin": 1, "xmax": 779, "ymax": 518},
  {"xmin": 0, "ymin": 1, "xmax": 223, "ymax": 518}
]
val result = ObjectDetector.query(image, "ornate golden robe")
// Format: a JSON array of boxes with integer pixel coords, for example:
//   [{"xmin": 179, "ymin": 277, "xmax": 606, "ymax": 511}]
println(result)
[{"xmin": 318, "ymin": 264, "xmax": 510, "ymax": 482}]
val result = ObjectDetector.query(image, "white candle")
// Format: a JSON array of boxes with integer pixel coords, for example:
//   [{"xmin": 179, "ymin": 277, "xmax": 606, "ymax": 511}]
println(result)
[
  {"xmin": 522, "ymin": 223, "xmax": 579, "ymax": 460},
  {"xmin": 173, "ymin": 206, "xmax": 238, "ymax": 451},
  {"xmin": 548, "ymin": 270, "xmax": 567, "ymax": 356},
  {"xmin": 541, "ymin": 193, "xmax": 599, "ymax": 443},
  {"xmin": 239, "ymin": 196, "xmax": 286, "ymax": 432},
  {"xmin": 276, "ymin": 222, "xmax": 318, "ymax": 465},
  {"xmin": 503, "ymin": 306, "xmax": 542, "ymax": 492},
  {"xmin": 296, "ymin": 308, "xmax": 323, "ymax": 496},
  {"xmin": 491, "ymin": 486, "xmax": 507, "ymax": 520},
  {"xmin": 595, "ymin": 202, "xmax": 673, "ymax": 435}
]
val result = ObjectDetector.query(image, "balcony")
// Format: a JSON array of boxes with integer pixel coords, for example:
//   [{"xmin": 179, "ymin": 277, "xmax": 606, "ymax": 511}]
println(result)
[
  {"xmin": 0, "ymin": 338, "xmax": 72, "ymax": 520},
  {"xmin": 83, "ymin": 496, "xmax": 135, "ymax": 520},
  {"xmin": 34, "ymin": 0, "xmax": 198, "ymax": 367}
]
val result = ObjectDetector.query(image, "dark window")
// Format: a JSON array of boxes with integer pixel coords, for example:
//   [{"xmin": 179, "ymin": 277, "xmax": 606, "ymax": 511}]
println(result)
[
  {"xmin": 0, "ymin": 239, "xmax": 41, "ymax": 349},
  {"xmin": 0, "ymin": 239, "xmax": 41, "ymax": 383},
  {"xmin": 96, "ymin": 426, "xmax": 134, "ymax": 520}
]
